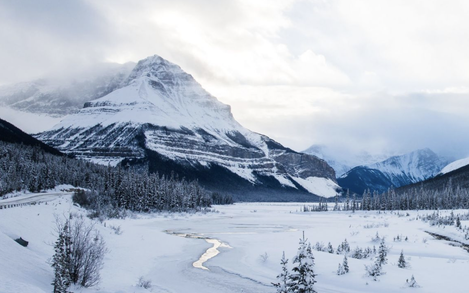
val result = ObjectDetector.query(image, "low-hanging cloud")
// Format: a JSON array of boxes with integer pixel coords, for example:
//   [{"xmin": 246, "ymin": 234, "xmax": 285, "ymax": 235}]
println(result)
[{"xmin": 1, "ymin": 0, "xmax": 469, "ymax": 161}]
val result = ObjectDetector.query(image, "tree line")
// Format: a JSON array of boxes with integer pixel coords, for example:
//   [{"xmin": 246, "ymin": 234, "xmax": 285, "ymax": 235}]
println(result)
[{"xmin": 0, "ymin": 141, "xmax": 232, "ymax": 215}]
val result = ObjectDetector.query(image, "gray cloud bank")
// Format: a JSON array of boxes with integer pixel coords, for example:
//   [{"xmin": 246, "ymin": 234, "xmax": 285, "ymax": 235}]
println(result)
[{"xmin": 1, "ymin": 0, "xmax": 468, "ymax": 160}]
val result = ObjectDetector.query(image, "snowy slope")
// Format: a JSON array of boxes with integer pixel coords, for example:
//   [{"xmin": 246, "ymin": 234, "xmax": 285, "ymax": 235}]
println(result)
[
  {"xmin": 2, "ymin": 193, "xmax": 469, "ymax": 293},
  {"xmin": 440, "ymin": 157, "xmax": 469, "ymax": 174},
  {"xmin": 36, "ymin": 55, "xmax": 338, "ymax": 199}
]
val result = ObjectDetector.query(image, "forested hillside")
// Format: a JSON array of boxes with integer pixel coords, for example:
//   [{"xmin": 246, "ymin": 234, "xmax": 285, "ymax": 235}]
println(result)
[{"xmin": 0, "ymin": 141, "xmax": 229, "ymax": 215}]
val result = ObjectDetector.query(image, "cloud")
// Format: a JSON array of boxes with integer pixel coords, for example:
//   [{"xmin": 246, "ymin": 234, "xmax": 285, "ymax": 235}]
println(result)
[{"xmin": 1, "ymin": 0, "xmax": 469, "ymax": 161}]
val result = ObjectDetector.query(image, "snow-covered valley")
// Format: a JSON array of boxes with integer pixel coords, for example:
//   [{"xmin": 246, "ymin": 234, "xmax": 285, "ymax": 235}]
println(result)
[{"xmin": 1, "ymin": 193, "xmax": 469, "ymax": 293}]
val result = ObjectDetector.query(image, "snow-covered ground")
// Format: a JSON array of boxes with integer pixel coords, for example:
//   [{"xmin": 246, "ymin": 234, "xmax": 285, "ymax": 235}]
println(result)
[{"xmin": 1, "ymin": 194, "xmax": 469, "ymax": 293}]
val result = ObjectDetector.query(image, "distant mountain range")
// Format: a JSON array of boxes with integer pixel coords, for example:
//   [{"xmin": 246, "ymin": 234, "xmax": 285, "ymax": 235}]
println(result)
[
  {"xmin": 31, "ymin": 55, "xmax": 339, "ymax": 201},
  {"xmin": 337, "ymin": 148, "xmax": 449, "ymax": 195}
]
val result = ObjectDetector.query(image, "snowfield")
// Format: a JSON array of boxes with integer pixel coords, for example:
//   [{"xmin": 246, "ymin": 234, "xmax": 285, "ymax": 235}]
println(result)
[{"xmin": 1, "ymin": 194, "xmax": 469, "ymax": 293}]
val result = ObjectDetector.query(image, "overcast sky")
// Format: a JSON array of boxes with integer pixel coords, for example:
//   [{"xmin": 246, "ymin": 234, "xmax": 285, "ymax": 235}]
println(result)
[{"xmin": 1, "ymin": 0, "xmax": 469, "ymax": 160}]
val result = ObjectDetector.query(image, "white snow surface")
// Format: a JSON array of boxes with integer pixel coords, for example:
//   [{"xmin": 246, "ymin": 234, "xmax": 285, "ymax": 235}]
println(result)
[
  {"xmin": 291, "ymin": 177, "xmax": 339, "ymax": 198},
  {"xmin": 2, "ymin": 193, "xmax": 469, "ymax": 293},
  {"xmin": 50, "ymin": 55, "xmax": 244, "ymax": 138},
  {"xmin": 440, "ymin": 157, "xmax": 469, "ymax": 174}
]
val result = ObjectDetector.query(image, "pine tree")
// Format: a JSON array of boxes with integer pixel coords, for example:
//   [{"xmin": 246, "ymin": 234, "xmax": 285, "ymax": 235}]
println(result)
[
  {"xmin": 365, "ymin": 258, "xmax": 382, "ymax": 281},
  {"xmin": 337, "ymin": 263, "xmax": 345, "ymax": 275},
  {"xmin": 377, "ymin": 238, "xmax": 388, "ymax": 266},
  {"xmin": 327, "ymin": 242, "xmax": 334, "ymax": 254},
  {"xmin": 51, "ymin": 220, "xmax": 72, "ymax": 293},
  {"xmin": 398, "ymin": 250, "xmax": 407, "ymax": 268},
  {"xmin": 407, "ymin": 275, "xmax": 419, "ymax": 288},
  {"xmin": 273, "ymin": 251, "xmax": 290, "ymax": 293},
  {"xmin": 289, "ymin": 233, "xmax": 317, "ymax": 293},
  {"xmin": 343, "ymin": 255, "xmax": 349, "ymax": 273}
]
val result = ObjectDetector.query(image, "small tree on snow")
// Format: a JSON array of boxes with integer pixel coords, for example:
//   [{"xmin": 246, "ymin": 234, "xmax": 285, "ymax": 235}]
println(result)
[
  {"xmin": 398, "ymin": 250, "xmax": 407, "ymax": 268},
  {"xmin": 327, "ymin": 242, "xmax": 334, "ymax": 254},
  {"xmin": 343, "ymin": 255, "xmax": 349, "ymax": 273},
  {"xmin": 365, "ymin": 259, "xmax": 383, "ymax": 281},
  {"xmin": 289, "ymin": 233, "xmax": 317, "ymax": 293},
  {"xmin": 273, "ymin": 251, "xmax": 290, "ymax": 293},
  {"xmin": 365, "ymin": 239, "xmax": 388, "ymax": 281},
  {"xmin": 377, "ymin": 238, "xmax": 388, "ymax": 266},
  {"xmin": 407, "ymin": 275, "xmax": 420, "ymax": 288},
  {"xmin": 337, "ymin": 263, "xmax": 345, "ymax": 275}
]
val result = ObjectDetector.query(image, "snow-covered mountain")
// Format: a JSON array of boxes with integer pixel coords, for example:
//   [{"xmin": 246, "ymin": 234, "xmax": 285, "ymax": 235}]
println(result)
[
  {"xmin": 302, "ymin": 144, "xmax": 392, "ymax": 177},
  {"xmin": 338, "ymin": 148, "xmax": 449, "ymax": 195},
  {"xmin": 0, "ymin": 62, "xmax": 134, "ymax": 117},
  {"xmin": 35, "ymin": 55, "xmax": 338, "ymax": 200}
]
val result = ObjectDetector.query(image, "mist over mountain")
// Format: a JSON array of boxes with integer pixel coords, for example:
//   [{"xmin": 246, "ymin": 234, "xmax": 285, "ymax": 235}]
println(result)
[{"xmin": 0, "ymin": 62, "xmax": 134, "ymax": 117}]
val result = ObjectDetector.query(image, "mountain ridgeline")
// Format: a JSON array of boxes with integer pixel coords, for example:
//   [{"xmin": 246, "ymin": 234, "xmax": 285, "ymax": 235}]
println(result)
[
  {"xmin": 337, "ymin": 149, "xmax": 449, "ymax": 195},
  {"xmin": 34, "ymin": 55, "xmax": 338, "ymax": 201}
]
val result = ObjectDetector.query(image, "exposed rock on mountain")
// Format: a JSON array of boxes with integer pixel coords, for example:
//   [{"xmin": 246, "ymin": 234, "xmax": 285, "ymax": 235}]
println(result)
[{"xmin": 35, "ymin": 55, "xmax": 338, "ymax": 200}]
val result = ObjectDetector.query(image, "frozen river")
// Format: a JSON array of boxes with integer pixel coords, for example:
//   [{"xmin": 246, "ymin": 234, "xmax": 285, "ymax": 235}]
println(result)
[{"xmin": 2, "ymin": 199, "xmax": 469, "ymax": 293}]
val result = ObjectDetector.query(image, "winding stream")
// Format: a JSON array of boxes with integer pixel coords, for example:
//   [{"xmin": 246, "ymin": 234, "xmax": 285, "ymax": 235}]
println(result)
[{"xmin": 165, "ymin": 230, "xmax": 232, "ymax": 270}]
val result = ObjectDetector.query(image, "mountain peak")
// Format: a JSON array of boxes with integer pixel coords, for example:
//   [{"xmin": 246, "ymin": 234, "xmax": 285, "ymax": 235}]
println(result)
[
  {"xmin": 124, "ymin": 55, "xmax": 189, "ymax": 86},
  {"xmin": 35, "ymin": 54, "xmax": 338, "ymax": 200}
]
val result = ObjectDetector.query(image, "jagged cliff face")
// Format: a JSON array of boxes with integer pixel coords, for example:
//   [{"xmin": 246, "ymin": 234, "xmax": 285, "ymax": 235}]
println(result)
[{"xmin": 35, "ymin": 55, "xmax": 338, "ymax": 200}]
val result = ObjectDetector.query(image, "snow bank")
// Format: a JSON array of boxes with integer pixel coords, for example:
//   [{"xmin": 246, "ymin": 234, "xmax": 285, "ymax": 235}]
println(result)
[{"xmin": 440, "ymin": 157, "xmax": 469, "ymax": 174}]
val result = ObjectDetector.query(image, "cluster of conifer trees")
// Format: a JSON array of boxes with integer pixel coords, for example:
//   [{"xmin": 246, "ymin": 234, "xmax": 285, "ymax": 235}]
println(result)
[
  {"xmin": 0, "ymin": 141, "xmax": 227, "ymax": 214},
  {"xmin": 335, "ymin": 184, "xmax": 469, "ymax": 212}
]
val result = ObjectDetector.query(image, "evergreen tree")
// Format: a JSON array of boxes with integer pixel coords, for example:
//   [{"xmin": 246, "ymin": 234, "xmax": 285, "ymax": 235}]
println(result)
[
  {"xmin": 365, "ymin": 258, "xmax": 383, "ymax": 281},
  {"xmin": 289, "ymin": 233, "xmax": 317, "ymax": 293},
  {"xmin": 336, "ymin": 263, "xmax": 345, "ymax": 275},
  {"xmin": 343, "ymin": 255, "xmax": 349, "ymax": 273},
  {"xmin": 51, "ymin": 220, "xmax": 72, "ymax": 293},
  {"xmin": 327, "ymin": 242, "xmax": 334, "ymax": 254},
  {"xmin": 273, "ymin": 251, "xmax": 290, "ymax": 293},
  {"xmin": 377, "ymin": 239, "xmax": 388, "ymax": 266},
  {"xmin": 407, "ymin": 275, "xmax": 419, "ymax": 288},
  {"xmin": 398, "ymin": 250, "xmax": 407, "ymax": 268}
]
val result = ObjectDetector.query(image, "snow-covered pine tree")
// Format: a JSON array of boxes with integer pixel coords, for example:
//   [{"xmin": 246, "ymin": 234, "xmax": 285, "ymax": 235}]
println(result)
[
  {"xmin": 51, "ymin": 220, "xmax": 72, "ymax": 293},
  {"xmin": 407, "ymin": 275, "xmax": 419, "ymax": 288},
  {"xmin": 377, "ymin": 238, "xmax": 388, "ymax": 266},
  {"xmin": 273, "ymin": 251, "xmax": 290, "ymax": 293},
  {"xmin": 337, "ymin": 263, "xmax": 345, "ymax": 275},
  {"xmin": 365, "ymin": 258, "xmax": 382, "ymax": 281},
  {"xmin": 288, "ymin": 233, "xmax": 317, "ymax": 293},
  {"xmin": 343, "ymin": 255, "xmax": 349, "ymax": 273},
  {"xmin": 327, "ymin": 242, "xmax": 334, "ymax": 254},
  {"xmin": 398, "ymin": 250, "xmax": 407, "ymax": 268}
]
